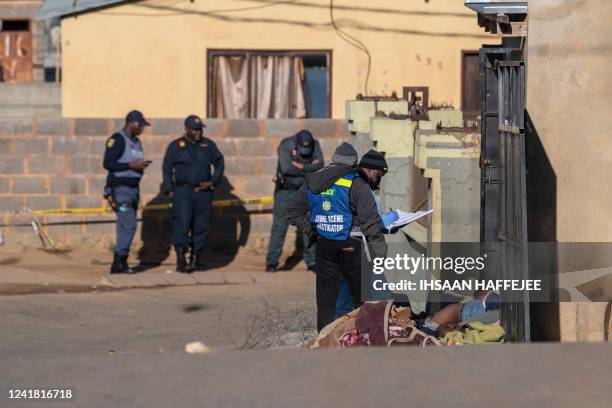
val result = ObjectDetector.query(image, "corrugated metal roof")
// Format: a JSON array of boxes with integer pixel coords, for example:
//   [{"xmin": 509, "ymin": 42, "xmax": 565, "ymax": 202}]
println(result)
[{"xmin": 36, "ymin": 0, "xmax": 130, "ymax": 20}]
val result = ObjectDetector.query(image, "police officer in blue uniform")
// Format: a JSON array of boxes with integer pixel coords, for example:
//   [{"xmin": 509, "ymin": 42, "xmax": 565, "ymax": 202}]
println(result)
[
  {"xmin": 287, "ymin": 142, "xmax": 388, "ymax": 331},
  {"xmin": 103, "ymin": 110, "xmax": 151, "ymax": 274},
  {"xmin": 162, "ymin": 115, "xmax": 225, "ymax": 273},
  {"xmin": 266, "ymin": 130, "xmax": 324, "ymax": 272}
]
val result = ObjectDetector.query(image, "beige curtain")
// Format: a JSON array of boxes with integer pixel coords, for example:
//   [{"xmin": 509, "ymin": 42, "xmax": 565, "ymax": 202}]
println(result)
[{"xmin": 212, "ymin": 55, "xmax": 306, "ymax": 119}]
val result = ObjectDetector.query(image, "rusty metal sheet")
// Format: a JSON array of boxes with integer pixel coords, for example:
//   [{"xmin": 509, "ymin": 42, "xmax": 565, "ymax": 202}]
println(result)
[{"xmin": 0, "ymin": 31, "xmax": 33, "ymax": 83}]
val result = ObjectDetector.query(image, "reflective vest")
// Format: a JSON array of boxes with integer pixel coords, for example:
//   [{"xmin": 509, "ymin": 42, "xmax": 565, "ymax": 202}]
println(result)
[
  {"xmin": 112, "ymin": 130, "xmax": 144, "ymax": 179},
  {"xmin": 307, "ymin": 172, "xmax": 356, "ymax": 241}
]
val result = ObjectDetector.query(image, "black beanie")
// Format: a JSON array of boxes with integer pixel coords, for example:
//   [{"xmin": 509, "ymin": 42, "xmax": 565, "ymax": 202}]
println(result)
[{"xmin": 358, "ymin": 150, "xmax": 388, "ymax": 172}]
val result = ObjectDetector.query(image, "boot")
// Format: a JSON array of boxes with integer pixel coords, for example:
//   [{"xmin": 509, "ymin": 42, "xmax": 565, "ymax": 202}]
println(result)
[
  {"xmin": 187, "ymin": 254, "xmax": 201, "ymax": 273},
  {"xmin": 176, "ymin": 248, "xmax": 188, "ymax": 273},
  {"xmin": 110, "ymin": 254, "xmax": 134, "ymax": 274},
  {"xmin": 120, "ymin": 255, "xmax": 134, "ymax": 274},
  {"xmin": 110, "ymin": 254, "xmax": 123, "ymax": 274}
]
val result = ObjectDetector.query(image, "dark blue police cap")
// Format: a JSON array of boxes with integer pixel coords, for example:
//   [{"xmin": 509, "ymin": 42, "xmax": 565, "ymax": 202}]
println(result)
[
  {"xmin": 296, "ymin": 129, "xmax": 314, "ymax": 156},
  {"xmin": 185, "ymin": 115, "xmax": 206, "ymax": 131},
  {"xmin": 125, "ymin": 110, "xmax": 150, "ymax": 126}
]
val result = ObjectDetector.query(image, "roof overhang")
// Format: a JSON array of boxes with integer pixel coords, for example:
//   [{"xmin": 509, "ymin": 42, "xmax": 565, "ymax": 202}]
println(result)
[
  {"xmin": 465, "ymin": 0, "xmax": 528, "ymax": 16},
  {"xmin": 465, "ymin": 0, "xmax": 528, "ymax": 37},
  {"xmin": 36, "ymin": 0, "xmax": 130, "ymax": 21}
]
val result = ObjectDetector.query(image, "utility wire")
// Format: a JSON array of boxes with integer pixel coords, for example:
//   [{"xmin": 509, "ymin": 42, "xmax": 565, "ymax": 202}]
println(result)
[
  {"xmin": 329, "ymin": 0, "xmax": 371, "ymax": 95},
  {"xmin": 98, "ymin": 0, "xmax": 373, "ymax": 94},
  {"xmin": 100, "ymin": 0, "xmax": 301, "ymax": 17}
]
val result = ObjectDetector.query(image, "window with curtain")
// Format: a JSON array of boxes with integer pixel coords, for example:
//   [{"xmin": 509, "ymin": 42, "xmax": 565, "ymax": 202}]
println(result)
[{"xmin": 208, "ymin": 51, "xmax": 331, "ymax": 119}]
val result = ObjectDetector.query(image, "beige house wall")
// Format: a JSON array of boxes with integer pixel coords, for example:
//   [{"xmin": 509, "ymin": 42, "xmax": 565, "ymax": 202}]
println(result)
[
  {"xmin": 528, "ymin": 0, "xmax": 612, "ymax": 243},
  {"xmin": 527, "ymin": 0, "xmax": 612, "ymax": 341},
  {"xmin": 60, "ymin": 0, "xmax": 492, "ymax": 118}
]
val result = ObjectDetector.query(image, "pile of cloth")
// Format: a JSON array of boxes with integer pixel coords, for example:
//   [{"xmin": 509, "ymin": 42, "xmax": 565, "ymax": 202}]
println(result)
[
  {"xmin": 443, "ymin": 322, "xmax": 505, "ymax": 345},
  {"xmin": 310, "ymin": 300, "xmax": 505, "ymax": 348}
]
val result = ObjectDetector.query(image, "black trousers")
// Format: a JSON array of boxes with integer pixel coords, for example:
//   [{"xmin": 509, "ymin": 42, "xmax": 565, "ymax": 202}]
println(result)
[
  {"xmin": 316, "ymin": 236, "xmax": 363, "ymax": 332},
  {"xmin": 171, "ymin": 186, "xmax": 213, "ymax": 255}
]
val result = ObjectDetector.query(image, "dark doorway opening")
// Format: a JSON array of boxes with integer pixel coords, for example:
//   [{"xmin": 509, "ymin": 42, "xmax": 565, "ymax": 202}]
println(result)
[
  {"xmin": 462, "ymin": 51, "xmax": 480, "ymax": 119},
  {"xmin": 0, "ymin": 20, "xmax": 30, "ymax": 32}
]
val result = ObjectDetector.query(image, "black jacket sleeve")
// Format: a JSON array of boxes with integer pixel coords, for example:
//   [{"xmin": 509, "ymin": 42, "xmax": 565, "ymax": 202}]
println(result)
[
  {"xmin": 162, "ymin": 142, "xmax": 175, "ymax": 194},
  {"xmin": 278, "ymin": 140, "xmax": 302, "ymax": 177},
  {"xmin": 286, "ymin": 184, "xmax": 313, "ymax": 235},
  {"xmin": 302, "ymin": 142, "xmax": 324, "ymax": 173},
  {"xmin": 103, "ymin": 134, "xmax": 129, "ymax": 172},
  {"xmin": 279, "ymin": 139, "xmax": 324, "ymax": 178},
  {"xmin": 209, "ymin": 141, "xmax": 225, "ymax": 186},
  {"xmin": 350, "ymin": 178, "xmax": 388, "ymax": 258}
]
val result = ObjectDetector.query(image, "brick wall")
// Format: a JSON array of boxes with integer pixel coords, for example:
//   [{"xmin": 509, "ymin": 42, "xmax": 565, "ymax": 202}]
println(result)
[{"xmin": 0, "ymin": 118, "xmax": 349, "ymax": 256}]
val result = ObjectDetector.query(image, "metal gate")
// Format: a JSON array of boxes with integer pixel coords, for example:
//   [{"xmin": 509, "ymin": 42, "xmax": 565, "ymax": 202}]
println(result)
[{"xmin": 480, "ymin": 48, "xmax": 530, "ymax": 342}]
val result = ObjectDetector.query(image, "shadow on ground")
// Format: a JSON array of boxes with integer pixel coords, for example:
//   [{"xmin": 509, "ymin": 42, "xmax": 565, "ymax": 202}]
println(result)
[{"xmin": 137, "ymin": 178, "xmax": 253, "ymax": 272}]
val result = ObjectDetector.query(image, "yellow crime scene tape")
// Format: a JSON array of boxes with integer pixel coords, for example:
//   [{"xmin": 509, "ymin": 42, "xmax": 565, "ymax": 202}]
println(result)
[{"xmin": 30, "ymin": 196, "xmax": 274, "ymax": 216}]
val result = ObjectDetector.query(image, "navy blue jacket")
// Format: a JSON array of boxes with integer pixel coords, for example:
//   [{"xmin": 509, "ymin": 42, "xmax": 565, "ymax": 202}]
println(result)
[
  {"xmin": 103, "ymin": 132, "xmax": 143, "ymax": 188},
  {"xmin": 162, "ymin": 135, "xmax": 225, "ymax": 194}
]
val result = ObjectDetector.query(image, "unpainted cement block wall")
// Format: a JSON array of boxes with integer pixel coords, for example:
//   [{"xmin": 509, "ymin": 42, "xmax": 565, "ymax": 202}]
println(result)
[{"xmin": 0, "ymin": 118, "xmax": 349, "ymax": 255}]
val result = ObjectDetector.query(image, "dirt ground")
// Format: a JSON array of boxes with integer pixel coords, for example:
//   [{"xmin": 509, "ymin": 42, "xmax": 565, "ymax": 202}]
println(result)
[
  {"xmin": 2, "ymin": 245, "xmax": 612, "ymax": 407},
  {"xmin": 0, "ymin": 244, "xmax": 318, "ymax": 355},
  {"xmin": 0, "ymin": 243, "xmax": 309, "ymax": 295}
]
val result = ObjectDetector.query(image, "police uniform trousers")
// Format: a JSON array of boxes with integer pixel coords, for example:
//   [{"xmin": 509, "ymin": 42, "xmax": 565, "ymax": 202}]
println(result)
[
  {"xmin": 266, "ymin": 189, "xmax": 316, "ymax": 268},
  {"xmin": 172, "ymin": 185, "xmax": 213, "ymax": 255},
  {"xmin": 315, "ymin": 236, "xmax": 363, "ymax": 332},
  {"xmin": 114, "ymin": 186, "xmax": 140, "ymax": 257}
]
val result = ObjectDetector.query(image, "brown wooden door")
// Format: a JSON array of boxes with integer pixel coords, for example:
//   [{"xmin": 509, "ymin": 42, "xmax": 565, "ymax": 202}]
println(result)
[
  {"xmin": 0, "ymin": 31, "xmax": 33, "ymax": 83},
  {"xmin": 462, "ymin": 51, "xmax": 480, "ymax": 115}
]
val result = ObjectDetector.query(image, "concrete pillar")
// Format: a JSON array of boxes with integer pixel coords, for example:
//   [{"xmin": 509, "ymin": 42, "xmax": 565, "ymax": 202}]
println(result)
[
  {"xmin": 346, "ymin": 100, "xmax": 410, "ymax": 158},
  {"xmin": 414, "ymin": 130, "xmax": 480, "ymax": 244}
]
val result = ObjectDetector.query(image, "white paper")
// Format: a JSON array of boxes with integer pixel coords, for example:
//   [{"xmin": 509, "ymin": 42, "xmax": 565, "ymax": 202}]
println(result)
[
  {"xmin": 350, "ymin": 209, "xmax": 433, "ymax": 237},
  {"xmin": 386, "ymin": 209, "xmax": 434, "ymax": 231}
]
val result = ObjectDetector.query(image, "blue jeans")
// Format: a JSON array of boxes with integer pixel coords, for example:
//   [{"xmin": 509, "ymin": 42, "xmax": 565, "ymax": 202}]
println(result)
[
  {"xmin": 113, "ymin": 186, "xmax": 139, "ymax": 256},
  {"xmin": 334, "ymin": 280, "xmax": 354, "ymax": 319}
]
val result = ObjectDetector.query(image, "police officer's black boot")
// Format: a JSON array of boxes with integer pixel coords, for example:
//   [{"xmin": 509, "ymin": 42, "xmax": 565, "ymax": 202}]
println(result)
[
  {"xmin": 176, "ymin": 248, "xmax": 188, "ymax": 273},
  {"xmin": 110, "ymin": 254, "xmax": 123, "ymax": 274},
  {"xmin": 120, "ymin": 255, "xmax": 134, "ymax": 274},
  {"xmin": 110, "ymin": 254, "xmax": 134, "ymax": 274},
  {"xmin": 187, "ymin": 254, "xmax": 201, "ymax": 273}
]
